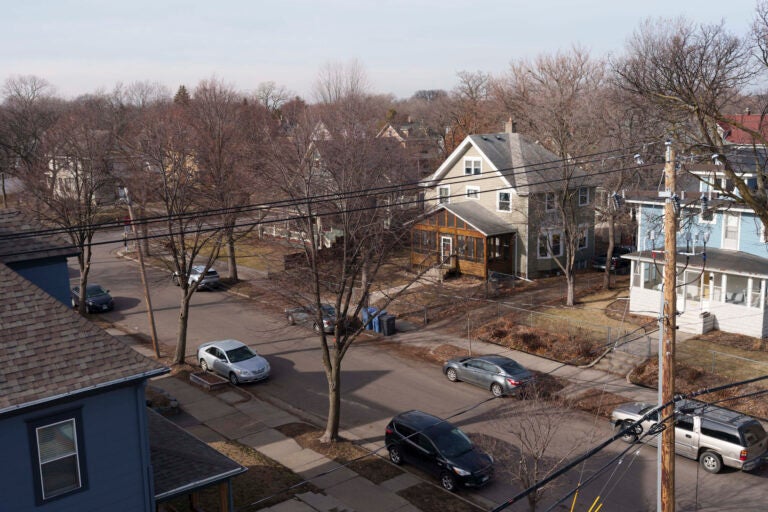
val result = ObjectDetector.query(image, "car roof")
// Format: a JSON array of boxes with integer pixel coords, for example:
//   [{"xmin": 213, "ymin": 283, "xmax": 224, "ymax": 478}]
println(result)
[
  {"xmin": 191, "ymin": 265, "xmax": 217, "ymax": 272},
  {"xmin": 393, "ymin": 410, "xmax": 448, "ymax": 430},
  {"xmin": 205, "ymin": 339, "xmax": 246, "ymax": 351},
  {"xmin": 477, "ymin": 355, "xmax": 519, "ymax": 366}
]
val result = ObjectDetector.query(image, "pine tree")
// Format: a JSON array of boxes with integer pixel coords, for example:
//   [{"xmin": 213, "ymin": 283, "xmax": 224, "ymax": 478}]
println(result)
[{"xmin": 173, "ymin": 85, "xmax": 191, "ymax": 105}]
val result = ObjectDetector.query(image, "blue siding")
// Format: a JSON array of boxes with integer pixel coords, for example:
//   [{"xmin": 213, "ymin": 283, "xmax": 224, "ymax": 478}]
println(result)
[
  {"xmin": 638, "ymin": 203, "xmax": 768, "ymax": 257},
  {"xmin": 0, "ymin": 382, "xmax": 153, "ymax": 512},
  {"xmin": 8, "ymin": 257, "xmax": 73, "ymax": 306}
]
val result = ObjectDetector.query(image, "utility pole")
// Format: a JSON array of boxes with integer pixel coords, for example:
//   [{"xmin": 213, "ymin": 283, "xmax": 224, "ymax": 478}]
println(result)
[
  {"xmin": 123, "ymin": 188, "xmax": 161, "ymax": 359},
  {"xmin": 659, "ymin": 141, "xmax": 677, "ymax": 511}
]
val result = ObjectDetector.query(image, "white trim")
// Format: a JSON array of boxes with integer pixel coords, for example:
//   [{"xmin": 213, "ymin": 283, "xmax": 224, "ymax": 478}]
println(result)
[
  {"xmin": 537, "ymin": 229, "xmax": 564, "ymax": 259},
  {"xmin": 463, "ymin": 157, "xmax": 482, "ymax": 176},
  {"xmin": 423, "ymin": 136, "xmax": 514, "ymax": 189},
  {"xmin": 438, "ymin": 185, "xmax": 450, "ymax": 204},
  {"xmin": 36, "ymin": 418, "xmax": 82, "ymax": 499},
  {"xmin": 722, "ymin": 212, "xmax": 740, "ymax": 250},
  {"xmin": 545, "ymin": 192, "xmax": 556, "ymax": 212},
  {"xmin": 466, "ymin": 186, "xmax": 480, "ymax": 199},
  {"xmin": 578, "ymin": 187, "xmax": 590, "ymax": 206},
  {"xmin": 497, "ymin": 190, "xmax": 512, "ymax": 212}
]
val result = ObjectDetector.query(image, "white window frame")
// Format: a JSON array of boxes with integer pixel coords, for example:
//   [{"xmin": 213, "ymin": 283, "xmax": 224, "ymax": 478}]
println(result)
[
  {"xmin": 438, "ymin": 186, "xmax": 450, "ymax": 204},
  {"xmin": 497, "ymin": 191, "xmax": 511, "ymax": 212},
  {"xmin": 464, "ymin": 157, "xmax": 481, "ymax": 176},
  {"xmin": 35, "ymin": 417, "xmax": 83, "ymax": 500},
  {"xmin": 578, "ymin": 187, "xmax": 590, "ymax": 206},
  {"xmin": 577, "ymin": 224, "xmax": 589, "ymax": 250},
  {"xmin": 545, "ymin": 192, "xmax": 556, "ymax": 212},
  {"xmin": 538, "ymin": 229, "xmax": 564, "ymax": 259},
  {"xmin": 466, "ymin": 186, "xmax": 480, "ymax": 199}
]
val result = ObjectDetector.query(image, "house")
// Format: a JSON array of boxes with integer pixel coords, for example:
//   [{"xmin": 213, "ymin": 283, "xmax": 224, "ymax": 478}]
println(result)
[
  {"xmin": 377, "ymin": 118, "xmax": 443, "ymax": 178},
  {"xmin": 0, "ymin": 208, "xmax": 78, "ymax": 304},
  {"xmin": 0, "ymin": 215, "xmax": 246, "ymax": 510},
  {"xmin": 624, "ymin": 182, "xmax": 768, "ymax": 337},
  {"xmin": 412, "ymin": 125, "xmax": 596, "ymax": 279}
]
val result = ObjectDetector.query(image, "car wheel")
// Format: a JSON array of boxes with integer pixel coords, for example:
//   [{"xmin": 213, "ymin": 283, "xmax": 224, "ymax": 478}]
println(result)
[
  {"xmin": 229, "ymin": 373, "xmax": 239, "ymax": 385},
  {"xmin": 700, "ymin": 451, "xmax": 723, "ymax": 474},
  {"xmin": 71, "ymin": 297, "xmax": 77, "ymax": 308},
  {"xmin": 440, "ymin": 473, "xmax": 457, "ymax": 492},
  {"xmin": 446, "ymin": 368, "xmax": 459, "ymax": 382},
  {"xmin": 616, "ymin": 421, "xmax": 639, "ymax": 443},
  {"xmin": 200, "ymin": 359, "xmax": 209, "ymax": 372},
  {"xmin": 313, "ymin": 322, "xmax": 321, "ymax": 334},
  {"xmin": 85, "ymin": 304, "xmax": 92, "ymax": 314},
  {"xmin": 388, "ymin": 446, "xmax": 403, "ymax": 465},
  {"xmin": 287, "ymin": 314, "xmax": 295, "ymax": 325},
  {"xmin": 491, "ymin": 383, "xmax": 504, "ymax": 397}
]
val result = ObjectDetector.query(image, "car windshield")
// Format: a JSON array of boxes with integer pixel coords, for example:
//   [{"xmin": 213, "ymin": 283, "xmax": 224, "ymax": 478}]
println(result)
[
  {"xmin": 742, "ymin": 423, "xmax": 767, "ymax": 445},
  {"xmin": 85, "ymin": 285, "xmax": 108, "ymax": 297},
  {"xmin": 499, "ymin": 361, "xmax": 525, "ymax": 374},
  {"xmin": 226, "ymin": 345, "xmax": 257, "ymax": 363},
  {"xmin": 320, "ymin": 304, "xmax": 336, "ymax": 316},
  {"xmin": 429, "ymin": 427, "xmax": 474, "ymax": 458}
]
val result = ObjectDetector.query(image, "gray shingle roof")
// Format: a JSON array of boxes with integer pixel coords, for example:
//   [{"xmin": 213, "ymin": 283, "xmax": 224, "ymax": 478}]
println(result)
[
  {"xmin": 149, "ymin": 408, "xmax": 246, "ymax": 500},
  {"xmin": 0, "ymin": 209, "xmax": 78, "ymax": 263},
  {"xmin": 466, "ymin": 133, "xmax": 593, "ymax": 193},
  {"xmin": 0, "ymin": 265, "xmax": 167, "ymax": 415},
  {"xmin": 626, "ymin": 248, "xmax": 768, "ymax": 277},
  {"xmin": 440, "ymin": 203, "xmax": 517, "ymax": 236}
]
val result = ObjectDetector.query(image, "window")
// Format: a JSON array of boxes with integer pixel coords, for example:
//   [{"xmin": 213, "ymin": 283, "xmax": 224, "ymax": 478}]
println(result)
[
  {"xmin": 545, "ymin": 192, "xmax": 556, "ymax": 212},
  {"xmin": 578, "ymin": 187, "xmax": 590, "ymax": 206},
  {"xmin": 29, "ymin": 411, "xmax": 86, "ymax": 502},
  {"xmin": 464, "ymin": 157, "xmax": 481, "ymax": 175},
  {"xmin": 466, "ymin": 186, "xmax": 480, "ymax": 199},
  {"xmin": 438, "ymin": 186, "xmax": 450, "ymax": 204},
  {"xmin": 498, "ymin": 192, "xmax": 511, "ymax": 212},
  {"xmin": 538, "ymin": 230, "xmax": 563, "ymax": 258},
  {"xmin": 577, "ymin": 224, "xmax": 588, "ymax": 250}
]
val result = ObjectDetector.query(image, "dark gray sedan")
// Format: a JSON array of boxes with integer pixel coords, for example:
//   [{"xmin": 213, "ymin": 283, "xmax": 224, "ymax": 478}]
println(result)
[
  {"xmin": 71, "ymin": 284, "xmax": 114, "ymax": 313},
  {"xmin": 443, "ymin": 355, "xmax": 533, "ymax": 397}
]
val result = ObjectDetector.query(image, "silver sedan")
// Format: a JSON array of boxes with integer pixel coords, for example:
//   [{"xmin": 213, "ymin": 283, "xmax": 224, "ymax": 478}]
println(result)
[
  {"xmin": 443, "ymin": 355, "xmax": 532, "ymax": 397},
  {"xmin": 197, "ymin": 339, "xmax": 270, "ymax": 385}
]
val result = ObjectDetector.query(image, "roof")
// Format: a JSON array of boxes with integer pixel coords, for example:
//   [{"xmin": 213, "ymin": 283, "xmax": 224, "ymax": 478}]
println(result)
[
  {"xmin": 427, "ymin": 132, "xmax": 593, "ymax": 194},
  {"xmin": 0, "ymin": 209, "xmax": 79, "ymax": 263},
  {"xmin": 624, "ymin": 248, "xmax": 768, "ymax": 278},
  {"xmin": 0, "ymin": 264, "xmax": 168, "ymax": 415},
  {"xmin": 719, "ymin": 114, "xmax": 768, "ymax": 145},
  {"xmin": 202, "ymin": 339, "xmax": 246, "ymax": 351},
  {"xmin": 433, "ymin": 203, "xmax": 516, "ymax": 237},
  {"xmin": 149, "ymin": 408, "xmax": 246, "ymax": 501},
  {"xmin": 394, "ymin": 410, "xmax": 445, "ymax": 430}
]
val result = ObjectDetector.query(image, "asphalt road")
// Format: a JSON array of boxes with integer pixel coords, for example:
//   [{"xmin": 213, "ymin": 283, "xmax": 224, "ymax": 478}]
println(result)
[{"xmin": 75, "ymin": 229, "xmax": 768, "ymax": 511}]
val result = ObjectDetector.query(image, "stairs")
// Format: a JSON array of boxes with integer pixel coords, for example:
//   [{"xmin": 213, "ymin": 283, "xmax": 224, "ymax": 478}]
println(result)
[{"xmin": 593, "ymin": 350, "xmax": 646, "ymax": 377}]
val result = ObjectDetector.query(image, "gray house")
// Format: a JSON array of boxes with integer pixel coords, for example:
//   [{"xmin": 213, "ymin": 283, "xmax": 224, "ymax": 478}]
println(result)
[{"xmin": 415, "ymin": 125, "xmax": 596, "ymax": 279}]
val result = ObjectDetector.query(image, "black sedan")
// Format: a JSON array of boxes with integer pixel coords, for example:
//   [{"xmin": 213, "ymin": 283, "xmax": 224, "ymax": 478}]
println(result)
[
  {"xmin": 443, "ymin": 355, "xmax": 532, "ymax": 397},
  {"xmin": 71, "ymin": 284, "xmax": 114, "ymax": 313}
]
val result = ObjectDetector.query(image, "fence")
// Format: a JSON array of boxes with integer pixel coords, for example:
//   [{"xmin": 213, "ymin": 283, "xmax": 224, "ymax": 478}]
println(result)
[{"xmin": 707, "ymin": 350, "xmax": 768, "ymax": 379}]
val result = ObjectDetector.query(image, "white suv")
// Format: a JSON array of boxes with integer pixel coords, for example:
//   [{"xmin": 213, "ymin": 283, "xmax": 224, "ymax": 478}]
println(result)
[{"xmin": 172, "ymin": 265, "xmax": 220, "ymax": 290}]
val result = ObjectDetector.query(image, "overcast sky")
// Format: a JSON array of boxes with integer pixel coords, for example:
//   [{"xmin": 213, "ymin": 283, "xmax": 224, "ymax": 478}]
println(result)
[{"xmin": 0, "ymin": 1, "xmax": 759, "ymax": 100}]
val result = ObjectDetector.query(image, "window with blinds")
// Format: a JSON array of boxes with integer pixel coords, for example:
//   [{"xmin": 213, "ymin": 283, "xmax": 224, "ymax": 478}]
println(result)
[{"xmin": 36, "ymin": 419, "xmax": 82, "ymax": 499}]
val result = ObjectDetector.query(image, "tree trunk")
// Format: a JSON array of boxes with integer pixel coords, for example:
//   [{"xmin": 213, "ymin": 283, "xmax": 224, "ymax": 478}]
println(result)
[
  {"xmin": 227, "ymin": 234, "xmax": 238, "ymax": 281},
  {"xmin": 565, "ymin": 271, "xmax": 575, "ymax": 306},
  {"xmin": 603, "ymin": 216, "xmax": 616, "ymax": 289},
  {"xmin": 173, "ymin": 293, "xmax": 192, "ymax": 365},
  {"xmin": 321, "ymin": 358, "xmax": 342, "ymax": 442}
]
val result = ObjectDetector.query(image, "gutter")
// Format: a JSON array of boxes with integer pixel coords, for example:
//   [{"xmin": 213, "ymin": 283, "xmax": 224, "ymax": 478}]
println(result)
[
  {"xmin": 154, "ymin": 467, "xmax": 248, "ymax": 501},
  {"xmin": 0, "ymin": 367, "xmax": 169, "ymax": 416}
]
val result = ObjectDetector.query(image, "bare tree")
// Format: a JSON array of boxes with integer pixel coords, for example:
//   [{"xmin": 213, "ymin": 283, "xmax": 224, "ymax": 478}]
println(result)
[
  {"xmin": 265, "ymin": 90, "xmax": 414, "ymax": 442},
  {"xmin": 136, "ymin": 101, "xmax": 225, "ymax": 364},
  {"xmin": 313, "ymin": 59, "xmax": 370, "ymax": 104},
  {"xmin": 254, "ymin": 81, "xmax": 292, "ymax": 113},
  {"xmin": 497, "ymin": 48, "xmax": 605, "ymax": 305}
]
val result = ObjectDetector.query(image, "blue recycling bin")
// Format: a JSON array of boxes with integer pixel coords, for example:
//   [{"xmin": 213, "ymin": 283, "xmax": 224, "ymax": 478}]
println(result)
[
  {"xmin": 362, "ymin": 307, "xmax": 378, "ymax": 330},
  {"xmin": 372, "ymin": 309, "xmax": 387, "ymax": 333}
]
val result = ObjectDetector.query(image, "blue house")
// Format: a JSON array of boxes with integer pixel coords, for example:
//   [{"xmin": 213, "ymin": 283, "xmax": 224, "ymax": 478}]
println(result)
[
  {"xmin": 625, "ymin": 184, "xmax": 768, "ymax": 337},
  {"xmin": 0, "ymin": 210, "xmax": 246, "ymax": 510},
  {"xmin": 0, "ymin": 209, "xmax": 78, "ymax": 304}
]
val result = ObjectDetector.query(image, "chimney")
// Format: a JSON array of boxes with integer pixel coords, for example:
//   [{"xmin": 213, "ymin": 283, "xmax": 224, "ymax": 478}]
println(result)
[
  {"xmin": 505, "ymin": 118, "xmax": 517, "ymax": 133},
  {"xmin": 746, "ymin": 107, "xmax": 751, "ymax": 115}
]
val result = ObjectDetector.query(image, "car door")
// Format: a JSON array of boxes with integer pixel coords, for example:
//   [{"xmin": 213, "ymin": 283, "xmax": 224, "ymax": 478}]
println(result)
[
  {"xmin": 409, "ymin": 433, "xmax": 442, "ymax": 477},
  {"xmin": 211, "ymin": 348, "xmax": 230, "ymax": 377},
  {"xmin": 460, "ymin": 360, "xmax": 486, "ymax": 386},
  {"xmin": 675, "ymin": 415, "xmax": 699, "ymax": 460},
  {"xmin": 476, "ymin": 361, "xmax": 500, "ymax": 389}
]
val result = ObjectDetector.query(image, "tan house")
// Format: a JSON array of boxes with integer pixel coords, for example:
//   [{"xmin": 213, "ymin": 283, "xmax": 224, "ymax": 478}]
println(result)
[{"xmin": 412, "ymin": 125, "xmax": 596, "ymax": 279}]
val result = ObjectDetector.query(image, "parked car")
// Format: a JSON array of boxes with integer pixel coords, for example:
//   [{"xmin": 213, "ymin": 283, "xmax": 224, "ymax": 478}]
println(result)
[
  {"xmin": 443, "ymin": 355, "xmax": 533, "ymax": 397},
  {"xmin": 197, "ymin": 339, "xmax": 270, "ymax": 385},
  {"xmin": 285, "ymin": 303, "xmax": 338, "ymax": 333},
  {"xmin": 384, "ymin": 410, "xmax": 494, "ymax": 491},
  {"xmin": 71, "ymin": 284, "xmax": 114, "ymax": 313},
  {"xmin": 592, "ymin": 246, "xmax": 633, "ymax": 273},
  {"xmin": 172, "ymin": 265, "xmax": 220, "ymax": 290},
  {"xmin": 611, "ymin": 399, "xmax": 768, "ymax": 473}
]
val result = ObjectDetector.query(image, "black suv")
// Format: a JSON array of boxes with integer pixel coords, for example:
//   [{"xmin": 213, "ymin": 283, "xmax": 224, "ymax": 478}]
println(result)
[{"xmin": 384, "ymin": 410, "xmax": 493, "ymax": 491}]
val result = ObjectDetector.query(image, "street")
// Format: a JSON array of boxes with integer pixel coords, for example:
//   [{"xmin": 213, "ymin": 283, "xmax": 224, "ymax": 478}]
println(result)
[{"xmin": 76, "ymin": 230, "xmax": 768, "ymax": 511}]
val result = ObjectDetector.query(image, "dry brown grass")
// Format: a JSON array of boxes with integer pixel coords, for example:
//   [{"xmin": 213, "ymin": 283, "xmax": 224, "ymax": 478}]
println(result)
[{"xmin": 397, "ymin": 483, "xmax": 483, "ymax": 512}]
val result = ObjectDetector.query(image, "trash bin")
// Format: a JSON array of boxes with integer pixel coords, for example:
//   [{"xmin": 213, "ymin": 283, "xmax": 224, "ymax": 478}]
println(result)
[
  {"xmin": 362, "ymin": 307, "xmax": 379, "ymax": 330},
  {"xmin": 381, "ymin": 314, "xmax": 396, "ymax": 336},
  {"xmin": 372, "ymin": 309, "xmax": 386, "ymax": 333}
]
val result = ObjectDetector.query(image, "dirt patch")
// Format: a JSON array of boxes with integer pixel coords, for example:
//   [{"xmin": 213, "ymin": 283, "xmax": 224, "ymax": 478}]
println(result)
[
  {"xmin": 397, "ymin": 483, "xmax": 483, "ymax": 512},
  {"xmin": 163, "ymin": 440, "xmax": 320, "ymax": 511},
  {"xmin": 569, "ymin": 389, "xmax": 636, "ymax": 418}
]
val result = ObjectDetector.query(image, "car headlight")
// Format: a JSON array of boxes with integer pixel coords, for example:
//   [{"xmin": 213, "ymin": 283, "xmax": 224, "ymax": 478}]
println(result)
[{"xmin": 452, "ymin": 466, "xmax": 471, "ymax": 476}]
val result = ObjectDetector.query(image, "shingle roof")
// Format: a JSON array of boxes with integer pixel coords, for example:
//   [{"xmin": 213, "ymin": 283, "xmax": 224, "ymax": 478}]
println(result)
[
  {"xmin": 440, "ymin": 203, "xmax": 517, "ymax": 236},
  {"xmin": 0, "ymin": 209, "xmax": 78, "ymax": 263},
  {"xmin": 149, "ymin": 408, "xmax": 246, "ymax": 500},
  {"xmin": 0, "ymin": 265, "xmax": 167, "ymax": 414},
  {"xmin": 471, "ymin": 133, "xmax": 594, "ymax": 193},
  {"xmin": 625, "ymin": 248, "xmax": 768, "ymax": 278}
]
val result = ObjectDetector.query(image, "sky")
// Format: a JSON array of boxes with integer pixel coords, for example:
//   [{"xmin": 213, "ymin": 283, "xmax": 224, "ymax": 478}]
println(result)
[{"xmin": 0, "ymin": 0, "xmax": 759, "ymax": 101}]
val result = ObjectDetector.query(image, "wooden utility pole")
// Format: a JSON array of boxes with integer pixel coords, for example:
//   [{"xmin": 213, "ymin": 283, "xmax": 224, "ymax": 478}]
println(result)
[
  {"xmin": 124, "ymin": 189, "xmax": 161, "ymax": 359},
  {"xmin": 660, "ymin": 141, "xmax": 677, "ymax": 511}
]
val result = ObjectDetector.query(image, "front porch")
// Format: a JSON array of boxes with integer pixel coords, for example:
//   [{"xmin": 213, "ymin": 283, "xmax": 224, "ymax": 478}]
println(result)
[{"xmin": 627, "ymin": 249, "xmax": 768, "ymax": 338}]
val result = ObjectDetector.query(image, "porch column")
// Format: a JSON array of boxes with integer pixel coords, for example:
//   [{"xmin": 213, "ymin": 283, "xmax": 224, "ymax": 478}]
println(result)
[
  {"xmin": 761, "ymin": 279, "xmax": 766, "ymax": 310},
  {"xmin": 748, "ymin": 278, "xmax": 754, "ymax": 308},
  {"xmin": 721, "ymin": 275, "xmax": 728, "ymax": 303}
]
